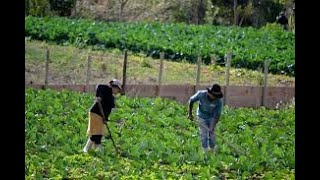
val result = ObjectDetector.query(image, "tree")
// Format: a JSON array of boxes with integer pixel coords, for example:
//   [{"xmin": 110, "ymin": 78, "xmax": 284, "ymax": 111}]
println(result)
[
  {"xmin": 287, "ymin": 3, "xmax": 294, "ymax": 32},
  {"xmin": 118, "ymin": 0, "xmax": 130, "ymax": 21},
  {"xmin": 233, "ymin": 0, "xmax": 238, "ymax": 25},
  {"xmin": 210, "ymin": 0, "xmax": 238, "ymax": 25},
  {"xmin": 26, "ymin": 0, "xmax": 51, "ymax": 16},
  {"xmin": 279, "ymin": 0, "xmax": 294, "ymax": 31},
  {"xmin": 189, "ymin": 0, "xmax": 207, "ymax": 24},
  {"xmin": 237, "ymin": 0, "xmax": 254, "ymax": 26},
  {"xmin": 197, "ymin": 0, "xmax": 207, "ymax": 24},
  {"xmin": 49, "ymin": 0, "xmax": 76, "ymax": 16}
]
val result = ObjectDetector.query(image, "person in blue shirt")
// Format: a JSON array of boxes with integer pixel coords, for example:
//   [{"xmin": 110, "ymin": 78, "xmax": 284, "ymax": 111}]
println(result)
[{"xmin": 188, "ymin": 84, "xmax": 223, "ymax": 153}]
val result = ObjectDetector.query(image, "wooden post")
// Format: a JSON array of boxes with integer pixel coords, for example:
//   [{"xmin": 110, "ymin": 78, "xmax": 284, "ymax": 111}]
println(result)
[
  {"xmin": 224, "ymin": 53, "xmax": 232, "ymax": 105},
  {"xmin": 211, "ymin": 54, "xmax": 216, "ymax": 65},
  {"xmin": 262, "ymin": 60, "xmax": 271, "ymax": 106},
  {"xmin": 122, "ymin": 49, "xmax": 128, "ymax": 93},
  {"xmin": 44, "ymin": 48, "xmax": 50, "ymax": 88},
  {"xmin": 211, "ymin": 54, "xmax": 216, "ymax": 82},
  {"xmin": 158, "ymin": 52, "xmax": 164, "ymax": 86},
  {"xmin": 196, "ymin": 56, "xmax": 201, "ymax": 91},
  {"xmin": 85, "ymin": 55, "xmax": 91, "ymax": 92},
  {"xmin": 157, "ymin": 52, "xmax": 165, "ymax": 96}
]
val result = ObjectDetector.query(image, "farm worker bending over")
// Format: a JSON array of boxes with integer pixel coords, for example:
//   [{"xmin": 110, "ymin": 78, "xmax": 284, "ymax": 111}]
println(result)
[
  {"xmin": 188, "ymin": 84, "xmax": 223, "ymax": 153},
  {"xmin": 83, "ymin": 79, "xmax": 123, "ymax": 153}
]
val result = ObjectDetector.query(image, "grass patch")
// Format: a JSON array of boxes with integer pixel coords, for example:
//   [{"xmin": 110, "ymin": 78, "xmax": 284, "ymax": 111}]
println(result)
[{"xmin": 25, "ymin": 39, "xmax": 294, "ymax": 86}]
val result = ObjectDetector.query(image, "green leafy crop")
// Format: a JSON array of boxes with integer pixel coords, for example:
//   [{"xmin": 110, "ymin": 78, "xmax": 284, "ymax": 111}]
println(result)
[
  {"xmin": 25, "ymin": 88, "xmax": 294, "ymax": 179},
  {"xmin": 25, "ymin": 16, "xmax": 295, "ymax": 76}
]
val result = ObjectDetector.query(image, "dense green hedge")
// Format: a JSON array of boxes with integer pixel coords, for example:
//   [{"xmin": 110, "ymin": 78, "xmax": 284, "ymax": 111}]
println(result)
[{"xmin": 25, "ymin": 16, "xmax": 295, "ymax": 76}]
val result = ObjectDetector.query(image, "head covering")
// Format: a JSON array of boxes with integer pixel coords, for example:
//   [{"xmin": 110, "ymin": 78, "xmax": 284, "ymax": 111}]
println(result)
[
  {"xmin": 206, "ymin": 84, "xmax": 223, "ymax": 98},
  {"xmin": 109, "ymin": 79, "xmax": 122, "ymax": 92}
]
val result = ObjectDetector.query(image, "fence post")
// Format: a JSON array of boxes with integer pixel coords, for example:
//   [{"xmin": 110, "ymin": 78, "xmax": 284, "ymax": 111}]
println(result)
[
  {"xmin": 196, "ymin": 56, "xmax": 201, "ymax": 91},
  {"xmin": 122, "ymin": 49, "xmax": 128, "ymax": 94},
  {"xmin": 211, "ymin": 54, "xmax": 216, "ymax": 65},
  {"xmin": 211, "ymin": 54, "xmax": 216, "ymax": 82},
  {"xmin": 224, "ymin": 53, "xmax": 232, "ymax": 105},
  {"xmin": 157, "ymin": 52, "xmax": 165, "ymax": 96},
  {"xmin": 85, "ymin": 55, "xmax": 92, "ymax": 92},
  {"xmin": 44, "ymin": 48, "xmax": 50, "ymax": 88},
  {"xmin": 262, "ymin": 60, "xmax": 271, "ymax": 106}
]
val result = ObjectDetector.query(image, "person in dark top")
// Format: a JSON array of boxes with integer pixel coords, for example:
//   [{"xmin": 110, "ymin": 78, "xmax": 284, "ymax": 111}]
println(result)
[
  {"xmin": 83, "ymin": 79, "xmax": 123, "ymax": 153},
  {"xmin": 276, "ymin": 11, "xmax": 288, "ymax": 30}
]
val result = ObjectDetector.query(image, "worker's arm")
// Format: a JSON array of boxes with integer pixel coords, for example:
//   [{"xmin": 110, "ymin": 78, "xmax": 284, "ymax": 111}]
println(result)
[
  {"xmin": 96, "ymin": 96, "xmax": 102, "ymax": 102},
  {"xmin": 213, "ymin": 116, "xmax": 220, "ymax": 127},
  {"xmin": 212, "ymin": 100, "xmax": 223, "ymax": 129},
  {"xmin": 188, "ymin": 101, "xmax": 194, "ymax": 120},
  {"xmin": 188, "ymin": 91, "xmax": 201, "ymax": 121}
]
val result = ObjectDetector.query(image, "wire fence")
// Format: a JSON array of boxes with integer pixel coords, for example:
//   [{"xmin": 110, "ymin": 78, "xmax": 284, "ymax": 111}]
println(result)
[
  {"xmin": 25, "ymin": 42, "xmax": 295, "ymax": 88},
  {"xmin": 25, "ymin": 41, "xmax": 295, "ymax": 107}
]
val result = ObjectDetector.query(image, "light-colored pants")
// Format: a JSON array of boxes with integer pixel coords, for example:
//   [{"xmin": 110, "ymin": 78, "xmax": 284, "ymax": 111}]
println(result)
[{"xmin": 198, "ymin": 117, "xmax": 216, "ymax": 150}]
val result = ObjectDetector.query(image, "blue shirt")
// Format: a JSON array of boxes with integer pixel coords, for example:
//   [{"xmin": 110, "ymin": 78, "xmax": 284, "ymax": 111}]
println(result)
[{"xmin": 189, "ymin": 90, "xmax": 223, "ymax": 120}]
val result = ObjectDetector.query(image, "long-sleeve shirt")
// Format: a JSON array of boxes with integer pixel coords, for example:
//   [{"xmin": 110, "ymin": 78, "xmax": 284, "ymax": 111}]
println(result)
[
  {"xmin": 90, "ymin": 84, "xmax": 115, "ymax": 119},
  {"xmin": 189, "ymin": 90, "xmax": 223, "ymax": 120}
]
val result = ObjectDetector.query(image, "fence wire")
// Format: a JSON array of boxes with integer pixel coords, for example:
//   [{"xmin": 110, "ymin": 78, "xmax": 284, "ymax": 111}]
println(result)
[{"xmin": 25, "ymin": 41, "xmax": 295, "ymax": 87}]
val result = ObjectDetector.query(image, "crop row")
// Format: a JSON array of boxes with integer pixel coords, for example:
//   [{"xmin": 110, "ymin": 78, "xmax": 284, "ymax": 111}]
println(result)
[
  {"xmin": 25, "ymin": 16, "xmax": 295, "ymax": 76},
  {"xmin": 25, "ymin": 88, "xmax": 294, "ymax": 179}
]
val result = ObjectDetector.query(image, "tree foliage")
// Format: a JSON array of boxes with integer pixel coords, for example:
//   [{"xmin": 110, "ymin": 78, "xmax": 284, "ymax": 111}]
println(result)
[{"xmin": 25, "ymin": 0, "xmax": 294, "ymax": 28}]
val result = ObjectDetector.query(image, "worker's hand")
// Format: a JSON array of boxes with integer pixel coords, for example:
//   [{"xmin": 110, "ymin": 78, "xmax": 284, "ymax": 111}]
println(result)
[
  {"xmin": 209, "ymin": 118, "xmax": 219, "ymax": 132},
  {"xmin": 120, "ymin": 91, "xmax": 125, "ymax": 96},
  {"xmin": 188, "ymin": 114, "xmax": 194, "ymax": 121},
  {"xmin": 209, "ymin": 126, "xmax": 215, "ymax": 133},
  {"xmin": 213, "ymin": 118, "xmax": 219, "ymax": 128},
  {"xmin": 96, "ymin": 97, "xmax": 102, "ymax": 102}
]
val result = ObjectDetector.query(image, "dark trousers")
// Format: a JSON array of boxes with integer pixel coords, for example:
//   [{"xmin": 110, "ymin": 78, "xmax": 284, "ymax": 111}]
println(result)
[{"xmin": 90, "ymin": 135, "xmax": 102, "ymax": 144}]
